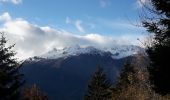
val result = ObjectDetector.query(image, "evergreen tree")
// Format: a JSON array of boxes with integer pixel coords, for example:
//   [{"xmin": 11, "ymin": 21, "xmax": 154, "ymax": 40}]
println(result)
[
  {"xmin": 22, "ymin": 84, "xmax": 48, "ymax": 100},
  {"xmin": 115, "ymin": 61, "xmax": 137, "ymax": 90},
  {"xmin": 0, "ymin": 32, "xmax": 24, "ymax": 100},
  {"xmin": 112, "ymin": 56, "xmax": 166, "ymax": 100},
  {"xmin": 84, "ymin": 65, "xmax": 112, "ymax": 100},
  {"xmin": 142, "ymin": 0, "xmax": 170, "ymax": 94}
]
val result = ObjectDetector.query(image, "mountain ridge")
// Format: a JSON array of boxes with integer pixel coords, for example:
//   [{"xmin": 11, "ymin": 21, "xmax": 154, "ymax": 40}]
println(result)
[
  {"xmin": 21, "ymin": 44, "xmax": 144, "ymax": 100},
  {"xmin": 33, "ymin": 44, "xmax": 144, "ymax": 60}
]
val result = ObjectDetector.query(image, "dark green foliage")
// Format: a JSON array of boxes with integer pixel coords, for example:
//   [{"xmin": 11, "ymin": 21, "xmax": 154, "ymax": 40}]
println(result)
[
  {"xmin": 142, "ymin": 0, "xmax": 170, "ymax": 95},
  {"xmin": 112, "ymin": 55, "xmax": 170, "ymax": 100},
  {"xmin": 84, "ymin": 65, "xmax": 112, "ymax": 100},
  {"xmin": 22, "ymin": 84, "xmax": 48, "ymax": 100},
  {"xmin": 115, "ymin": 61, "xmax": 136, "ymax": 90},
  {"xmin": 0, "ymin": 32, "xmax": 24, "ymax": 100}
]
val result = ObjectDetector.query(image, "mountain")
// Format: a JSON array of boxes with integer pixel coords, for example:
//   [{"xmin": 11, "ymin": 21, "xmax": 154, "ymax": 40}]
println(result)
[
  {"xmin": 39, "ymin": 44, "xmax": 143, "ymax": 59},
  {"xmin": 20, "ymin": 45, "xmax": 143, "ymax": 100}
]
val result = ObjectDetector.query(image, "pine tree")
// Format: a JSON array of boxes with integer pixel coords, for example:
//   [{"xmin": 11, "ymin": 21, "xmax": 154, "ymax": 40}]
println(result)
[
  {"xmin": 115, "ymin": 61, "xmax": 137, "ymax": 90},
  {"xmin": 142, "ymin": 0, "xmax": 170, "ymax": 94},
  {"xmin": 84, "ymin": 65, "xmax": 112, "ymax": 100},
  {"xmin": 22, "ymin": 84, "xmax": 48, "ymax": 100},
  {"xmin": 113, "ymin": 56, "xmax": 151, "ymax": 100},
  {"xmin": 0, "ymin": 32, "xmax": 24, "ymax": 100}
]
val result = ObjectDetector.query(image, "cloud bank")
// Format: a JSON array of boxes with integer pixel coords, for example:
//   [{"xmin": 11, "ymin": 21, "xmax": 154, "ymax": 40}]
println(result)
[
  {"xmin": 0, "ymin": 0, "xmax": 22, "ymax": 5},
  {"xmin": 0, "ymin": 12, "xmax": 143, "ymax": 60}
]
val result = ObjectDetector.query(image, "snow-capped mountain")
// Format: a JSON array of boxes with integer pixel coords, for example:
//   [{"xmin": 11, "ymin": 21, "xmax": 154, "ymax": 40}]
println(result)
[
  {"xmin": 41, "ymin": 45, "xmax": 106, "ymax": 59},
  {"xmin": 40, "ymin": 45, "xmax": 143, "ymax": 59},
  {"xmin": 21, "ymin": 44, "xmax": 144, "ymax": 100},
  {"xmin": 105, "ymin": 45, "xmax": 143, "ymax": 59}
]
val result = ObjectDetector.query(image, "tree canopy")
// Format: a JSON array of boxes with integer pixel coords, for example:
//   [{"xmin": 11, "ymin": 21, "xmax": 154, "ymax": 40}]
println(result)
[
  {"xmin": 84, "ymin": 65, "xmax": 112, "ymax": 100},
  {"xmin": 142, "ymin": 0, "xmax": 170, "ymax": 95},
  {"xmin": 0, "ymin": 32, "xmax": 24, "ymax": 99}
]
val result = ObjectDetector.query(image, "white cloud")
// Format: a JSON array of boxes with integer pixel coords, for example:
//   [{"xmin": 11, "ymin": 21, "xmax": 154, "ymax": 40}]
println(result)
[
  {"xmin": 0, "ymin": 12, "xmax": 143, "ymax": 60},
  {"xmin": 100, "ymin": 0, "xmax": 109, "ymax": 8},
  {"xmin": 136, "ymin": 0, "xmax": 150, "ymax": 8},
  {"xmin": 11, "ymin": 0, "xmax": 22, "ymax": 4},
  {"xmin": 65, "ymin": 18, "xmax": 87, "ymax": 32},
  {"xmin": 75, "ymin": 20, "xmax": 85, "ymax": 33},
  {"xmin": 66, "ymin": 17, "xmax": 71, "ymax": 24},
  {"xmin": 0, "ymin": 12, "xmax": 11, "ymax": 22},
  {"xmin": 0, "ymin": 0, "xmax": 22, "ymax": 5}
]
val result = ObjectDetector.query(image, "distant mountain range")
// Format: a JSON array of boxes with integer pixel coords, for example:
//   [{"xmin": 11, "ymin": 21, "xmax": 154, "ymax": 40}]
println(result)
[
  {"xmin": 35, "ymin": 44, "xmax": 143, "ymax": 59},
  {"xmin": 20, "ymin": 45, "xmax": 144, "ymax": 100}
]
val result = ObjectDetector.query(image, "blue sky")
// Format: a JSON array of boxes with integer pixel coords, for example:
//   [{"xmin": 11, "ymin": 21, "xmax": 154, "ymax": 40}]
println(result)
[
  {"xmin": 0, "ymin": 0, "xmax": 144, "ymax": 34},
  {"xmin": 0, "ymin": 0, "xmax": 147, "ymax": 59}
]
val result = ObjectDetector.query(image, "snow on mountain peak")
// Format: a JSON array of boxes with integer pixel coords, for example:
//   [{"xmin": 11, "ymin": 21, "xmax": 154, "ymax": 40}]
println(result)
[
  {"xmin": 41, "ymin": 45, "xmax": 104, "ymax": 59},
  {"xmin": 104, "ymin": 45, "xmax": 143, "ymax": 59},
  {"xmin": 40, "ymin": 44, "xmax": 143, "ymax": 59}
]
